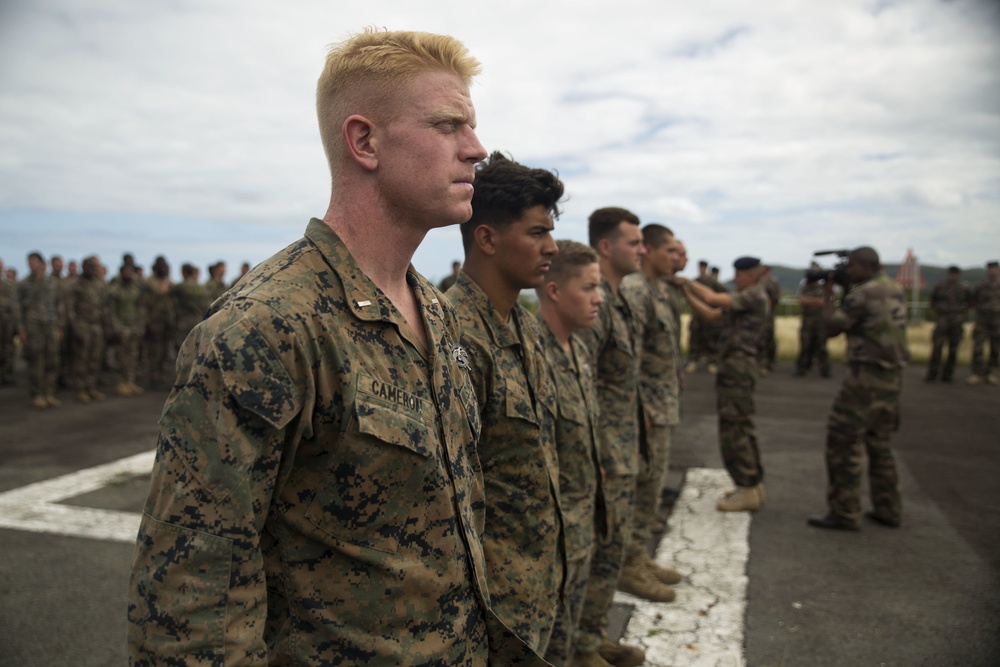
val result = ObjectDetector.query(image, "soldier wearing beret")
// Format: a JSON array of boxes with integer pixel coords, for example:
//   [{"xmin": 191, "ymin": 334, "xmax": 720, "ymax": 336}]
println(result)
[
  {"xmin": 128, "ymin": 29, "xmax": 546, "ymax": 666},
  {"xmin": 966, "ymin": 260, "xmax": 1000, "ymax": 385},
  {"xmin": 675, "ymin": 256, "xmax": 770, "ymax": 512},
  {"xmin": 808, "ymin": 246, "xmax": 907, "ymax": 531}
]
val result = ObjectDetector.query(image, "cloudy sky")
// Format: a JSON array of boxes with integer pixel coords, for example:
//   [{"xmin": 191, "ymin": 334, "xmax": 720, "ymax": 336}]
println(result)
[{"xmin": 1, "ymin": 0, "xmax": 998, "ymax": 284}]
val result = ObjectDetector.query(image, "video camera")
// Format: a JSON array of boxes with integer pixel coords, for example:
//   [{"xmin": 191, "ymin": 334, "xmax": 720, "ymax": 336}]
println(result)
[{"xmin": 807, "ymin": 249, "xmax": 850, "ymax": 288}]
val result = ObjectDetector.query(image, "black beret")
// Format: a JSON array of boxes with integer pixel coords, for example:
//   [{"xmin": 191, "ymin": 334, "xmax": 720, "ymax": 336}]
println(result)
[
  {"xmin": 988, "ymin": 261, "xmax": 999, "ymax": 268},
  {"xmin": 733, "ymin": 256, "xmax": 761, "ymax": 271}
]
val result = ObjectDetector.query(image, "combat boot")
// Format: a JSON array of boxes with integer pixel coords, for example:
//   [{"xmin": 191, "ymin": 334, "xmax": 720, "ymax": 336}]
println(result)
[
  {"xmin": 572, "ymin": 650, "xmax": 615, "ymax": 667},
  {"xmin": 987, "ymin": 373, "xmax": 999, "ymax": 386},
  {"xmin": 707, "ymin": 362, "xmax": 718, "ymax": 375},
  {"xmin": 89, "ymin": 388, "xmax": 106, "ymax": 401},
  {"xmin": 639, "ymin": 553, "xmax": 682, "ymax": 585},
  {"xmin": 45, "ymin": 394, "xmax": 62, "ymax": 408},
  {"xmin": 716, "ymin": 484, "xmax": 764, "ymax": 512},
  {"xmin": 683, "ymin": 360, "xmax": 697, "ymax": 374},
  {"xmin": 129, "ymin": 382, "xmax": 145, "ymax": 395},
  {"xmin": 31, "ymin": 395, "xmax": 48, "ymax": 410},
  {"xmin": 966, "ymin": 374, "xmax": 983, "ymax": 385},
  {"xmin": 617, "ymin": 558, "xmax": 676, "ymax": 602},
  {"xmin": 76, "ymin": 390, "xmax": 92, "ymax": 404},
  {"xmin": 597, "ymin": 639, "xmax": 646, "ymax": 667},
  {"xmin": 116, "ymin": 381, "xmax": 133, "ymax": 397}
]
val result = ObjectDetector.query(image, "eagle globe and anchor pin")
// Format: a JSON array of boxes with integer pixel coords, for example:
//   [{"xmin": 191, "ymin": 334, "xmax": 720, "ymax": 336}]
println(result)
[{"xmin": 451, "ymin": 345, "xmax": 470, "ymax": 370}]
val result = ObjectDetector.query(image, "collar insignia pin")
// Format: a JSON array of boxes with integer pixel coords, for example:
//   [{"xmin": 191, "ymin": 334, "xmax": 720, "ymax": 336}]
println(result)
[{"xmin": 452, "ymin": 345, "xmax": 470, "ymax": 370}]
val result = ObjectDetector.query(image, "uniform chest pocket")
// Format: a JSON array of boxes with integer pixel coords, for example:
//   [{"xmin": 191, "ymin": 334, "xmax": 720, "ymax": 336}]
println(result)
[
  {"xmin": 304, "ymin": 378, "xmax": 439, "ymax": 554},
  {"xmin": 504, "ymin": 377, "xmax": 539, "ymax": 427}
]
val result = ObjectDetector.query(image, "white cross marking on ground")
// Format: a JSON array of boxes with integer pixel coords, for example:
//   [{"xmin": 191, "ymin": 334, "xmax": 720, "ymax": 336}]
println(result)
[
  {"xmin": 615, "ymin": 468, "xmax": 750, "ymax": 667},
  {"xmin": 0, "ymin": 450, "xmax": 154, "ymax": 543}
]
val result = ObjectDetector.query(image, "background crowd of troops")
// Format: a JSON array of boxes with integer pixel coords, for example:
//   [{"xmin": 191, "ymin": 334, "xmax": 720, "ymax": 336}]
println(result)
[{"xmin": 0, "ymin": 253, "xmax": 251, "ymax": 407}]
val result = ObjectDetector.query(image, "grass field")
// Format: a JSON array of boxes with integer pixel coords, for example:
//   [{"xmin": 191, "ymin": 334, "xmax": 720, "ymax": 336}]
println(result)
[{"xmin": 678, "ymin": 315, "xmax": 974, "ymax": 366}]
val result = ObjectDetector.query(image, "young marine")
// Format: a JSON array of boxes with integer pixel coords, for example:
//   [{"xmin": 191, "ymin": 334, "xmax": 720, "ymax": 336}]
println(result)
[
  {"xmin": 128, "ymin": 30, "xmax": 546, "ymax": 666},
  {"xmin": 446, "ymin": 151, "xmax": 565, "ymax": 654},
  {"xmin": 534, "ymin": 240, "xmax": 608, "ymax": 666},
  {"xmin": 675, "ymin": 256, "xmax": 770, "ymax": 512}
]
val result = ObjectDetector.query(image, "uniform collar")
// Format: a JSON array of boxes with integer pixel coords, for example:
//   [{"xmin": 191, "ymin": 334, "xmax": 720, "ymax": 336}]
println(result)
[{"xmin": 450, "ymin": 271, "xmax": 521, "ymax": 349}]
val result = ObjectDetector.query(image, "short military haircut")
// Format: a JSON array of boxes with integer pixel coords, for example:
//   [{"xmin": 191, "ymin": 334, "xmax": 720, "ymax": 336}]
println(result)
[
  {"xmin": 317, "ymin": 29, "xmax": 481, "ymax": 178},
  {"xmin": 698, "ymin": 260, "xmax": 708, "ymax": 268},
  {"xmin": 28, "ymin": 251, "xmax": 43, "ymax": 263},
  {"xmin": 850, "ymin": 246, "xmax": 880, "ymax": 269},
  {"xmin": 460, "ymin": 151, "xmax": 564, "ymax": 253},
  {"xmin": 588, "ymin": 207, "xmax": 640, "ymax": 248},
  {"xmin": 538, "ymin": 240, "xmax": 599, "ymax": 297},
  {"xmin": 642, "ymin": 223, "xmax": 674, "ymax": 249},
  {"xmin": 947, "ymin": 265, "xmax": 961, "ymax": 274},
  {"xmin": 181, "ymin": 263, "xmax": 196, "ymax": 278}
]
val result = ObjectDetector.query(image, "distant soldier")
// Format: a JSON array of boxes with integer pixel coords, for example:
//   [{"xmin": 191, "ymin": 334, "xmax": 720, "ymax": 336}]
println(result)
[
  {"xmin": 170, "ymin": 263, "xmax": 210, "ymax": 350},
  {"xmin": 204, "ymin": 261, "xmax": 227, "ymax": 303},
  {"xmin": 685, "ymin": 260, "xmax": 711, "ymax": 372},
  {"xmin": 535, "ymin": 240, "xmax": 607, "ymax": 667},
  {"xmin": 966, "ymin": 260, "xmax": 1000, "ymax": 385},
  {"xmin": 229, "ymin": 261, "xmax": 250, "ymax": 289},
  {"xmin": 926, "ymin": 266, "xmax": 971, "ymax": 382},
  {"xmin": 0, "ymin": 258, "xmax": 19, "ymax": 385},
  {"xmin": 67, "ymin": 255, "xmax": 112, "ymax": 403},
  {"xmin": 437, "ymin": 259, "xmax": 461, "ymax": 291},
  {"xmin": 808, "ymin": 247, "xmax": 907, "ymax": 531},
  {"xmin": 17, "ymin": 252, "xmax": 65, "ymax": 409},
  {"xmin": 142, "ymin": 255, "xmax": 175, "ymax": 387},
  {"xmin": 108, "ymin": 263, "xmax": 147, "ymax": 396},
  {"xmin": 620, "ymin": 224, "xmax": 685, "ymax": 597},
  {"xmin": 50, "ymin": 254, "xmax": 72, "ymax": 388},
  {"xmin": 446, "ymin": 152, "xmax": 564, "ymax": 654},
  {"xmin": 676, "ymin": 256, "xmax": 770, "ymax": 512},
  {"xmin": 757, "ymin": 267, "xmax": 781, "ymax": 375},
  {"xmin": 795, "ymin": 271, "xmax": 831, "ymax": 377}
]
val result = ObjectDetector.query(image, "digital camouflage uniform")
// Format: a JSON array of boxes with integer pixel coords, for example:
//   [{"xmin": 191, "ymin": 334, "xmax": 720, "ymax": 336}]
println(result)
[
  {"xmin": 109, "ymin": 279, "xmax": 147, "ymax": 387},
  {"xmin": 688, "ymin": 275, "xmax": 726, "ymax": 367},
  {"xmin": 142, "ymin": 275, "xmax": 175, "ymax": 386},
  {"xmin": 825, "ymin": 272, "xmax": 908, "ymax": 526},
  {"xmin": 17, "ymin": 274, "xmax": 64, "ymax": 400},
  {"xmin": 204, "ymin": 277, "xmax": 228, "ymax": 305},
  {"xmin": 575, "ymin": 277, "xmax": 642, "ymax": 654},
  {"xmin": 620, "ymin": 272, "xmax": 680, "ymax": 560},
  {"xmin": 67, "ymin": 276, "xmax": 111, "ymax": 395},
  {"xmin": 664, "ymin": 279, "xmax": 684, "ymax": 337},
  {"xmin": 0, "ymin": 278, "xmax": 19, "ymax": 383},
  {"xmin": 927, "ymin": 279, "xmax": 971, "ymax": 380},
  {"xmin": 128, "ymin": 219, "xmax": 547, "ymax": 667},
  {"xmin": 796, "ymin": 280, "xmax": 831, "ymax": 376},
  {"xmin": 716, "ymin": 281, "xmax": 769, "ymax": 488},
  {"xmin": 970, "ymin": 275, "xmax": 1000, "ymax": 379},
  {"xmin": 757, "ymin": 274, "xmax": 781, "ymax": 371},
  {"xmin": 446, "ymin": 273, "xmax": 565, "ymax": 655},
  {"xmin": 171, "ymin": 278, "xmax": 211, "ymax": 350},
  {"xmin": 536, "ymin": 317, "xmax": 608, "ymax": 667}
]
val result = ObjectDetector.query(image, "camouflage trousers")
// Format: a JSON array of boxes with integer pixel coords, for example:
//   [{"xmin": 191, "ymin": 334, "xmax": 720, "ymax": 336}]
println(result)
[
  {"xmin": 72, "ymin": 322, "xmax": 105, "ymax": 392},
  {"xmin": 545, "ymin": 551, "xmax": 593, "ymax": 666},
  {"xmin": 716, "ymin": 353, "xmax": 763, "ymax": 487},
  {"xmin": 144, "ymin": 322, "xmax": 174, "ymax": 384},
  {"xmin": 825, "ymin": 364, "xmax": 902, "ymax": 523},
  {"xmin": 797, "ymin": 316, "xmax": 830, "ymax": 374},
  {"xmin": 24, "ymin": 321, "xmax": 60, "ymax": 398},
  {"xmin": 0, "ymin": 318, "xmax": 14, "ymax": 382},
  {"xmin": 970, "ymin": 315, "xmax": 1000, "ymax": 377},
  {"xmin": 116, "ymin": 325, "xmax": 143, "ymax": 384},
  {"xmin": 575, "ymin": 473, "xmax": 635, "ymax": 654},
  {"xmin": 928, "ymin": 318, "xmax": 964, "ymax": 379},
  {"xmin": 757, "ymin": 318, "xmax": 776, "ymax": 370},
  {"xmin": 627, "ymin": 424, "xmax": 673, "ymax": 561}
]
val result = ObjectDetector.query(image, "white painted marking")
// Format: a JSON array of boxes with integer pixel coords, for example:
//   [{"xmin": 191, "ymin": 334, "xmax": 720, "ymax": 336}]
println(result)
[
  {"xmin": 615, "ymin": 468, "xmax": 750, "ymax": 667},
  {"xmin": 0, "ymin": 450, "xmax": 155, "ymax": 543}
]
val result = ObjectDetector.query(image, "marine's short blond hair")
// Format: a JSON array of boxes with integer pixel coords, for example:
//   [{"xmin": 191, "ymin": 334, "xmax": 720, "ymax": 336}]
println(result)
[
  {"xmin": 537, "ymin": 240, "xmax": 599, "ymax": 300},
  {"xmin": 316, "ymin": 29, "xmax": 481, "ymax": 176}
]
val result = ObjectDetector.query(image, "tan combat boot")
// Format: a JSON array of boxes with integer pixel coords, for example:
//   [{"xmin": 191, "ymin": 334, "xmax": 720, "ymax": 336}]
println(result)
[
  {"xmin": 76, "ymin": 390, "xmax": 92, "ymax": 404},
  {"xmin": 89, "ymin": 388, "xmax": 106, "ymax": 401},
  {"xmin": 115, "ymin": 381, "xmax": 133, "ymax": 397},
  {"xmin": 572, "ymin": 650, "xmax": 615, "ymax": 667},
  {"xmin": 129, "ymin": 382, "xmax": 145, "ymax": 395},
  {"xmin": 716, "ymin": 484, "xmax": 764, "ymax": 512},
  {"xmin": 966, "ymin": 374, "xmax": 983, "ymax": 385},
  {"xmin": 45, "ymin": 394, "xmax": 62, "ymax": 408},
  {"xmin": 32, "ymin": 395, "xmax": 48, "ymax": 410},
  {"xmin": 597, "ymin": 638, "xmax": 646, "ymax": 667},
  {"xmin": 617, "ymin": 558, "xmax": 676, "ymax": 602},
  {"xmin": 639, "ymin": 553, "xmax": 682, "ymax": 586}
]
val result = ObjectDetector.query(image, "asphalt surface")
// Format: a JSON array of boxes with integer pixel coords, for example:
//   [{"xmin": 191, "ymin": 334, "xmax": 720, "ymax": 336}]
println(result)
[{"xmin": 1, "ymin": 359, "xmax": 997, "ymax": 666}]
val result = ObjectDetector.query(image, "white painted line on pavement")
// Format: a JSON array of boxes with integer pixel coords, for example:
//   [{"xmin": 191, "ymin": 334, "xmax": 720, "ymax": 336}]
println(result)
[
  {"xmin": 615, "ymin": 467, "xmax": 750, "ymax": 667},
  {"xmin": 0, "ymin": 450, "xmax": 154, "ymax": 543}
]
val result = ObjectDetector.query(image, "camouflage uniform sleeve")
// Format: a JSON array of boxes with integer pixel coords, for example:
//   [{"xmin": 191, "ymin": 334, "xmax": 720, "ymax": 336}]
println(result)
[
  {"xmin": 128, "ymin": 301, "xmax": 304, "ymax": 666},
  {"xmin": 830, "ymin": 286, "xmax": 865, "ymax": 332}
]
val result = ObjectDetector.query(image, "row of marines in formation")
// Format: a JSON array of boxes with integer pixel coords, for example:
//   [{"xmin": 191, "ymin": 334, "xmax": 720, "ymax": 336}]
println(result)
[
  {"xmin": 0, "ymin": 254, "xmax": 252, "ymax": 406},
  {"xmin": 122, "ymin": 29, "xmax": 1000, "ymax": 667}
]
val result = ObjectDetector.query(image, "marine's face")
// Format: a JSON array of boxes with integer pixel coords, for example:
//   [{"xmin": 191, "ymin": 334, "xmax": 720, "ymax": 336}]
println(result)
[
  {"xmin": 50, "ymin": 257, "xmax": 63, "ymax": 276},
  {"xmin": 493, "ymin": 205, "xmax": 558, "ymax": 290},
  {"xmin": 988, "ymin": 265, "xmax": 1000, "ymax": 282},
  {"xmin": 28, "ymin": 255, "xmax": 45, "ymax": 277},
  {"xmin": 673, "ymin": 244, "xmax": 688, "ymax": 273},
  {"xmin": 605, "ymin": 222, "xmax": 646, "ymax": 278},
  {"xmin": 845, "ymin": 255, "xmax": 871, "ymax": 285},
  {"xmin": 733, "ymin": 269, "xmax": 755, "ymax": 291},
  {"xmin": 555, "ymin": 262, "xmax": 603, "ymax": 332},
  {"xmin": 644, "ymin": 237, "xmax": 677, "ymax": 277},
  {"xmin": 375, "ymin": 70, "xmax": 487, "ymax": 231}
]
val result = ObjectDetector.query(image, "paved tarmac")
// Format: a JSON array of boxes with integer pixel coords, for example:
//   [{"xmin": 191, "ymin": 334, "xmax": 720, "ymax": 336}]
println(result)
[{"xmin": 0, "ymin": 360, "xmax": 998, "ymax": 666}]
